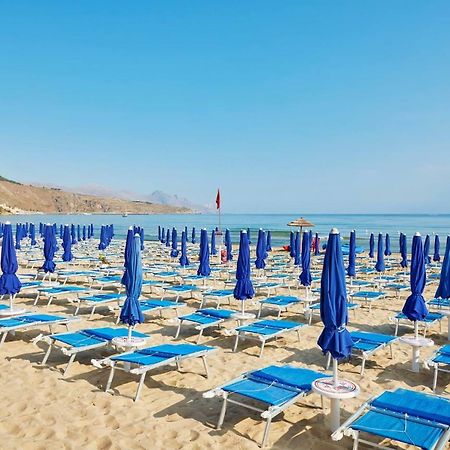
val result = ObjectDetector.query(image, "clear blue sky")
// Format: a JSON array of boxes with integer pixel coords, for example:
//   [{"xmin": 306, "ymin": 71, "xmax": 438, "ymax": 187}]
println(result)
[{"xmin": 1, "ymin": 1, "xmax": 449, "ymax": 213}]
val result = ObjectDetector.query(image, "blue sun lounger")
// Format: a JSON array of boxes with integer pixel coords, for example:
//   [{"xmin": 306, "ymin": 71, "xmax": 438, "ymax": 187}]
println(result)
[
  {"xmin": 203, "ymin": 364, "xmax": 328, "ymax": 447},
  {"xmin": 233, "ymin": 319, "xmax": 306, "ymax": 357},
  {"xmin": 385, "ymin": 283, "xmax": 410, "ymax": 298},
  {"xmin": 326, "ymin": 331, "xmax": 399, "ymax": 375},
  {"xmin": 175, "ymin": 309, "xmax": 238, "ymax": 343},
  {"xmin": 75, "ymin": 292, "xmax": 125, "ymax": 318},
  {"xmin": 393, "ymin": 312, "xmax": 444, "ymax": 337},
  {"xmin": 162, "ymin": 284, "xmax": 199, "ymax": 302},
  {"xmin": 428, "ymin": 344, "xmax": 450, "ymax": 392},
  {"xmin": 0, "ymin": 313, "xmax": 79, "ymax": 347},
  {"xmin": 34, "ymin": 285, "xmax": 89, "ymax": 306},
  {"xmin": 38, "ymin": 327, "xmax": 150, "ymax": 376},
  {"xmin": 257, "ymin": 296, "xmax": 301, "ymax": 318},
  {"xmin": 200, "ymin": 289, "xmax": 234, "ymax": 308},
  {"xmin": 331, "ymin": 388, "xmax": 450, "ymax": 450},
  {"xmin": 428, "ymin": 298, "xmax": 450, "ymax": 309},
  {"xmin": 92, "ymin": 343, "xmax": 216, "ymax": 401},
  {"xmin": 132, "ymin": 298, "xmax": 186, "ymax": 323},
  {"xmin": 254, "ymin": 282, "xmax": 282, "ymax": 296},
  {"xmin": 305, "ymin": 301, "xmax": 359, "ymax": 325},
  {"xmin": 349, "ymin": 291, "xmax": 385, "ymax": 310}
]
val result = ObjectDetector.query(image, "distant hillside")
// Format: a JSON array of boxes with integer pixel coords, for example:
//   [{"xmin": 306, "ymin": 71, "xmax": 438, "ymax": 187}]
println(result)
[{"xmin": 0, "ymin": 177, "xmax": 191, "ymax": 215}]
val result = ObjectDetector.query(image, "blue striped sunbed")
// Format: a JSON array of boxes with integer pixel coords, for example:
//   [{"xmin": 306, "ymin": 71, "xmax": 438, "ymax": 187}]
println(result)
[
  {"xmin": 34, "ymin": 285, "xmax": 89, "ymax": 306},
  {"xmin": 233, "ymin": 319, "xmax": 306, "ymax": 357},
  {"xmin": 258, "ymin": 295, "xmax": 301, "ymax": 318},
  {"xmin": 200, "ymin": 289, "xmax": 234, "ymax": 308},
  {"xmin": 428, "ymin": 344, "xmax": 450, "ymax": 391},
  {"xmin": 162, "ymin": 284, "xmax": 199, "ymax": 302},
  {"xmin": 175, "ymin": 309, "xmax": 237, "ymax": 343},
  {"xmin": 350, "ymin": 291, "xmax": 385, "ymax": 310},
  {"xmin": 203, "ymin": 365, "xmax": 329, "ymax": 447},
  {"xmin": 332, "ymin": 388, "xmax": 450, "ymax": 450},
  {"xmin": 0, "ymin": 313, "xmax": 79, "ymax": 347},
  {"xmin": 393, "ymin": 312, "xmax": 444, "ymax": 337},
  {"xmin": 428, "ymin": 298, "xmax": 450, "ymax": 309},
  {"xmin": 306, "ymin": 301, "xmax": 359, "ymax": 325},
  {"xmin": 93, "ymin": 343, "xmax": 216, "ymax": 401},
  {"xmin": 75, "ymin": 292, "xmax": 125, "ymax": 318},
  {"xmin": 39, "ymin": 327, "xmax": 149, "ymax": 376}
]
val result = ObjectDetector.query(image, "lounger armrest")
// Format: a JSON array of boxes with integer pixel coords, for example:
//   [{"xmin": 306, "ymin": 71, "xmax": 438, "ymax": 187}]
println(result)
[
  {"xmin": 331, "ymin": 398, "xmax": 373, "ymax": 441},
  {"xmin": 32, "ymin": 333, "xmax": 51, "ymax": 345},
  {"xmin": 91, "ymin": 357, "xmax": 113, "ymax": 369},
  {"xmin": 203, "ymin": 387, "xmax": 225, "ymax": 399}
]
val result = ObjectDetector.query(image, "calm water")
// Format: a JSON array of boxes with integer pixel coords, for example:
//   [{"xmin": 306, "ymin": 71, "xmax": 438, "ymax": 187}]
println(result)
[{"xmin": 2, "ymin": 213, "xmax": 450, "ymax": 251}]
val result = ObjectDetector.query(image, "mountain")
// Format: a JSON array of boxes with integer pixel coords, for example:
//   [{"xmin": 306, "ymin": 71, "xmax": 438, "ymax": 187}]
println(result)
[{"xmin": 0, "ymin": 177, "xmax": 191, "ymax": 215}]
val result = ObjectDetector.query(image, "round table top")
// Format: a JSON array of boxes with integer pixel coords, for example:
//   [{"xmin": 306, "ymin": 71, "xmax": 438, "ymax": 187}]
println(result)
[
  {"xmin": 0, "ymin": 308, "xmax": 27, "ymax": 317},
  {"xmin": 111, "ymin": 336, "xmax": 148, "ymax": 349},
  {"xmin": 400, "ymin": 336, "xmax": 434, "ymax": 347},
  {"xmin": 232, "ymin": 312, "xmax": 256, "ymax": 321},
  {"xmin": 312, "ymin": 377, "xmax": 360, "ymax": 399}
]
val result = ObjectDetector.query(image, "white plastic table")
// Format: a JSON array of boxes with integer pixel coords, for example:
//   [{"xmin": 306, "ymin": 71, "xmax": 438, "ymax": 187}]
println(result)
[
  {"xmin": 312, "ymin": 377, "xmax": 360, "ymax": 432},
  {"xmin": 233, "ymin": 312, "xmax": 255, "ymax": 327},
  {"xmin": 400, "ymin": 336, "xmax": 434, "ymax": 372},
  {"xmin": 112, "ymin": 336, "xmax": 148, "ymax": 370}
]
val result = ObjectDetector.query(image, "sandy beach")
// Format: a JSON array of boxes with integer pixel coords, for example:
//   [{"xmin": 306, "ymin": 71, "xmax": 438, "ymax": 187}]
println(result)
[{"xmin": 0, "ymin": 241, "xmax": 446, "ymax": 450}]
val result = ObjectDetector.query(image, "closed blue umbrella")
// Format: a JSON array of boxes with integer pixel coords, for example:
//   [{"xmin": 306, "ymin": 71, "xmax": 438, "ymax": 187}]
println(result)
[
  {"xmin": 347, "ymin": 230, "xmax": 356, "ymax": 277},
  {"xmin": 98, "ymin": 225, "xmax": 107, "ymax": 250},
  {"xmin": 139, "ymin": 228, "xmax": 144, "ymax": 251},
  {"xmin": 314, "ymin": 232, "xmax": 320, "ymax": 256},
  {"xmin": 255, "ymin": 229, "xmax": 266, "ymax": 269},
  {"xmin": 82, "ymin": 225, "xmax": 86, "ymax": 241},
  {"xmin": 247, "ymin": 228, "xmax": 251, "ymax": 245},
  {"xmin": 158, "ymin": 226, "xmax": 161, "ymax": 242},
  {"xmin": 211, "ymin": 229, "xmax": 217, "ymax": 256},
  {"xmin": 289, "ymin": 231, "xmax": 295, "ymax": 258},
  {"xmin": 170, "ymin": 228, "xmax": 178, "ymax": 257},
  {"xmin": 165, "ymin": 228, "xmax": 170, "ymax": 247},
  {"xmin": 197, "ymin": 229, "xmax": 211, "ymax": 276},
  {"xmin": 369, "ymin": 233, "xmax": 375, "ymax": 258},
  {"xmin": 119, "ymin": 233, "xmax": 144, "ymax": 338},
  {"xmin": 15, "ymin": 224, "xmax": 21, "ymax": 250},
  {"xmin": 225, "ymin": 229, "xmax": 233, "ymax": 261},
  {"xmin": 121, "ymin": 227, "xmax": 134, "ymax": 287},
  {"xmin": 62, "ymin": 225, "xmax": 73, "ymax": 262},
  {"xmin": 41, "ymin": 225, "xmax": 56, "ymax": 274},
  {"xmin": 266, "ymin": 230, "xmax": 272, "ymax": 251},
  {"xmin": 375, "ymin": 233, "xmax": 385, "ymax": 272},
  {"xmin": 402, "ymin": 233, "xmax": 428, "ymax": 337},
  {"xmin": 0, "ymin": 223, "xmax": 22, "ymax": 309},
  {"xmin": 400, "ymin": 233, "xmax": 408, "ymax": 268},
  {"xmin": 424, "ymin": 234, "xmax": 431, "ymax": 264},
  {"xmin": 234, "ymin": 230, "xmax": 254, "ymax": 314},
  {"xmin": 317, "ymin": 228, "xmax": 353, "ymax": 387},
  {"xmin": 71, "ymin": 224, "xmax": 77, "ymax": 245},
  {"xmin": 77, "ymin": 225, "xmax": 81, "ymax": 242},
  {"xmin": 160, "ymin": 227, "xmax": 165, "ymax": 243},
  {"xmin": 294, "ymin": 232, "xmax": 301, "ymax": 266},
  {"xmin": 59, "ymin": 224, "xmax": 64, "ymax": 239},
  {"xmin": 29, "ymin": 223, "xmax": 37, "ymax": 246},
  {"xmin": 435, "ymin": 236, "xmax": 450, "ymax": 300},
  {"xmin": 384, "ymin": 233, "xmax": 391, "ymax": 256},
  {"xmin": 191, "ymin": 227, "xmax": 196, "ymax": 244},
  {"xmin": 299, "ymin": 231, "xmax": 312, "ymax": 287},
  {"xmin": 179, "ymin": 231, "xmax": 190, "ymax": 267},
  {"xmin": 433, "ymin": 235, "xmax": 440, "ymax": 262}
]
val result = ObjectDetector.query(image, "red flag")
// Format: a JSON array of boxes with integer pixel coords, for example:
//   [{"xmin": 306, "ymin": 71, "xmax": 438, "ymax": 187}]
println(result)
[{"xmin": 215, "ymin": 189, "xmax": 220, "ymax": 210}]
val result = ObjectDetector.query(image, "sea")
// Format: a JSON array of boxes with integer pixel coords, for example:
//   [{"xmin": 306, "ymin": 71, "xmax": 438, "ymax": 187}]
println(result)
[{"xmin": 2, "ymin": 213, "xmax": 450, "ymax": 252}]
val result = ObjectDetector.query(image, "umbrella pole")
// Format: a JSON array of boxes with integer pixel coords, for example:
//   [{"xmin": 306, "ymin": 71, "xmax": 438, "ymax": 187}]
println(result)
[
  {"xmin": 241, "ymin": 300, "xmax": 245, "ymax": 315},
  {"xmin": 9, "ymin": 294, "xmax": 13, "ymax": 310},
  {"xmin": 333, "ymin": 358, "xmax": 338, "ymax": 387},
  {"xmin": 128, "ymin": 325, "xmax": 133, "ymax": 343},
  {"xmin": 414, "ymin": 321, "xmax": 419, "ymax": 339}
]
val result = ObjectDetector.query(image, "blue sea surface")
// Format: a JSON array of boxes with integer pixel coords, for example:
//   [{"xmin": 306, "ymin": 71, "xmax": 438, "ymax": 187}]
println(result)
[{"xmin": 2, "ymin": 213, "xmax": 450, "ymax": 251}]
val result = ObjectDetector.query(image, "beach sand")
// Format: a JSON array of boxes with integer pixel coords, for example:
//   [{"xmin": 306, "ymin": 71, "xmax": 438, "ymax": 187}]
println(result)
[{"xmin": 0, "ymin": 254, "xmax": 446, "ymax": 450}]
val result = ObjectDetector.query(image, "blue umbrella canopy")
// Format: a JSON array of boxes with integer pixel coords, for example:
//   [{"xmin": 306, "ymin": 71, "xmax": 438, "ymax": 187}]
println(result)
[
  {"xmin": 62, "ymin": 225, "xmax": 73, "ymax": 262},
  {"xmin": 299, "ymin": 231, "xmax": 312, "ymax": 287},
  {"xmin": 435, "ymin": 236, "xmax": 450, "ymax": 300},
  {"xmin": 384, "ymin": 233, "xmax": 391, "ymax": 256},
  {"xmin": 77, "ymin": 225, "xmax": 81, "ymax": 242},
  {"xmin": 197, "ymin": 229, "xmax": 211, "ymax": 276},
  {"xmin": 82, "ymin": 225, "xmax": 86, "ymax": 241},
  {"xmin": 98, "ymin": 225, "xmax": 107, "ymax": 250},
  {"xmin": 233, "ymin": 231, "xmax": 255, "ymax": 304},
  {"xmin": 71, "ymin": 224, "xmax": 77, "ymax": 245},
  {"xmin": 289, "ymin": 231, "xmax": 295, "ymax": 258},
  {"xmin": 15, "ymin": 223, "xmax": 21, "ymax": 250},
  {"xmin": 255, "ymin": 229, "xmax": 266, "ymax": 269},
  {"xmin": 179, "ymin": 231, "xmax": 190, "ymax": 267},
  {"xmin": 369, "ymin": 233, "xmax": 375, "ymax": 258},
  {"xmin": 225, "ymin": 228, "xmax": 233, "ymax": 261},
  {"xmin": 160, "ymin": 227, "xmax": 165, "ymax": 243},
  {"xmin": 424, "ymin": 234, "xmax": 431, "ymax": 264},
  {"xmin": 59, "ymin": 224, "xmax": 63, "ymax": 239},
  {"xmin": 433, "ymin": 235, "xmax": 440, "ymax": 262},
  {"xmin": 139, "ymin": 228, "xmax": 144, "ymax": 251},
  {"xmin": 211, "ymin": 229, "xmax": 217, "ymax": 256},
  {"xmin": 294, "ymin": 232, "xmax": 301, "ymax": 266},
  {"xmin": 170, "ymin": 228, "xmax": 179, "ymax": 257},
  {"xmin": 121, "ymin": 227, "xmax": 134, "ymax": 287},
  {"xmin": 247, "ymin": 228, "xmax": 251, "ymax": 245},
  {"xmin": 266, "ymin": 230, "xmax": 272, "ymax": 251},
  {"xmin": 400, "ymin": 233, "xmax": 408, "ymax": 268},
  {"xmin": 402, "ymin": 233, "xmax": 428, "ymax": 323},
  {"xmin": 120, "ymin": 233, "xmax": 144, "ymax": 327},
  {"xmin": 0, "ymin": 223, "xmax": 22, "ymax": 295},
  {"xmin": 165, "ymin": 228, "xmax": 170, "ymax": 247},
  {"xmin": 29, "ymin": 223, "xmax": 37, "ymax": 246},
  {"xmin": 157, "ymin": 225, "xmax": 161, "ymax": 242},
  {"xmin": 375, "ymin": 233, "xmax": 385, "ymax": 272},
  {"xmin": 191, "ymin": 227, "xmax": 196, "ymax": 244},
  {"xmin": 41, "ymin": 225, "xmax": 56, "ymax": 273},
  {"xmin": 347, "ymin": 230, "xmax": 356, "ymax": 277},
  {"xmin": 317, "ymin": 229, "xmax": 353, "ymax": 360}
]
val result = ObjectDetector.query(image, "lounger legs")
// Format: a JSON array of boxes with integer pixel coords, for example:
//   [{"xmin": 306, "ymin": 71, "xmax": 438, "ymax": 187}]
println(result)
[
  {"xmin": 259, "ymin": 340, "xmax": 265, "ymax": 358},
  {"xmin": 217, "ymin": 393, "xmax": 228, "ymax": 430},
  {"xmin": 63, "ymin": 354, "xmax": 77, "ymax": 377},
  {"xmin": 261, "ymin": 417, "xmax": 272, "ymax": 448},
  {"xmin": 0, "ymin": 332, "xmax": 8, "ymax": 347},
  {"xmin": 134, "ymin": 373, "xmax": 146, "ymax": 402},
  {"xmin": 352, "ymin": 431, "xmax": 359, "ymax": 450},
  {"xmin": 360, "ymin": 357, "xmax": 366, "ymax": 376},
  {"xmin": 89, "ymin": 306, "xmax": 96, "ymax": 320},
  {"xmin": 41, "ymin": 343, "xmax": 53, "ymax": 365},
  {"xmin": 196, "ymin": 329, "xmax": 204, "ymax": 344},
  {"xmin": 202, "ymin": 356, "xmax": 210, "ymax": 378},
  {"xmin": 105, "ymin": 365, "xmax": 116, "ymax": 392},
  {"xmin": 175, "ymin": 321, "xmax": 182, "ymax": 339},
  {"xmin": 233, "ymin": 334, "xmax": 240, "ymax": 352},
  {"xmin": 433, "ymin": 366, "xmax": 439, "ymax": 392}
]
